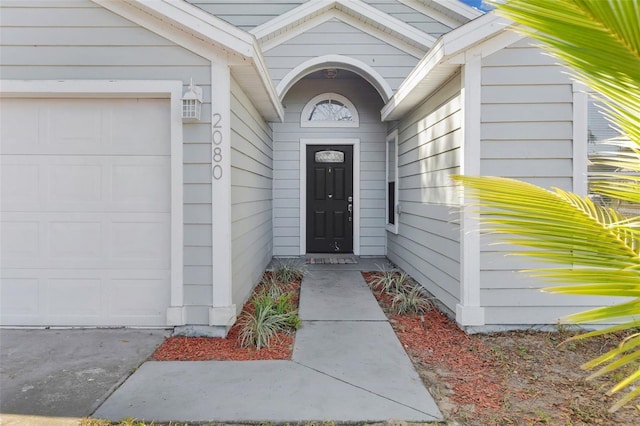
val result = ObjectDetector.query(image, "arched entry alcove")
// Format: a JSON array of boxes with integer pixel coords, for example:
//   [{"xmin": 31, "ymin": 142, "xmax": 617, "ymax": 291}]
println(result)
[
  {"xmin": 277, "ymin": 55, "xmax": 393, "ymax": 103},
  {"xmin": 272, "ymin": 67, "xmax": 389, "ymax": 257}
]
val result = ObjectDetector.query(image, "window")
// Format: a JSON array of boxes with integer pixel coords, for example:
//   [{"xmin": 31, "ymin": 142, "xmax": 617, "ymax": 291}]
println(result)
[
  {"xmin": 586, "ymin": 94, "xmax": 638, "ymax": 214},
  {"xmin": 386, "ymin": 130, "xmax": 399, "ymax": 233},
  {"xmin": 301, "ymin": 93, "xmax": 359, "ymax": 128}
]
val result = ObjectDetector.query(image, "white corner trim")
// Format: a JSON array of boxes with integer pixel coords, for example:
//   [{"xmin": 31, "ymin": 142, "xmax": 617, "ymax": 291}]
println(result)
[
  {"xmin": 252, "ymin": 0, "xmax": 434, "ymax": 53},
  {"xmin": 572, "ymin": 81, "xmax": 589, "ymax": 196},
  {"xmin": 385, "ymin": 130, "xmax": 400, "ymax": 234},
  {"xmin": 209, "ymin": 64, "xmax": 234, "ymax": 327},
  {"xmin": 0, "ymin": 79, "xmax": 185, "ymax": 326},
  {"xmin": 458, "ymin": 54, "xmax": 483, "ymax": 326},
  {"xmin": 277, "ymin": 55, "xmax": 394, "ymax": 103},
  {"xmin": 209, "ymin": 305, "xmax": 237, "ymax": 328},
  {"xmin": 300, "ymin": 139, "xmax": 360, "ymax": 255},
  {"xmin": 301, "ymin": 92, "xmax": 360, "ymax": 128},
  {"xmin": 455, "ymin": 304, "xmax": 485, "ymax": 326}
]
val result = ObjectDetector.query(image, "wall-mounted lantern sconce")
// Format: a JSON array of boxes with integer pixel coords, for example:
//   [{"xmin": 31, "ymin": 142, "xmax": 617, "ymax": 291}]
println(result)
[{"xmin": 182, "ymin": 79, "xmax": 203, "ymax": 121}]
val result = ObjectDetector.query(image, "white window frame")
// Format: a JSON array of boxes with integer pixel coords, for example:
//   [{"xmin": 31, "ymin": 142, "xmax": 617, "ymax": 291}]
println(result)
[
  {"xmin": 301, "ymin": 92, "xmax": 359, "ymax": 128},
  {"xmin": 385, "ymin": 130, "xmax": 399, "ymax": 234}
]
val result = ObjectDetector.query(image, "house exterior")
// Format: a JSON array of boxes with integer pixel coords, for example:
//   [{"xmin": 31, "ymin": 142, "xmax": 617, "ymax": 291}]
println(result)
[{"xmin": 0, "ymin": 0, "xmax": 614, "ymax": 334}]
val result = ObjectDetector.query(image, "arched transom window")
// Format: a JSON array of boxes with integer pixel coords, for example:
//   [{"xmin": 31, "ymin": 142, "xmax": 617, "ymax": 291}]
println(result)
[{"xmin": 301, "ymin": 93, "xmax": 359, "ymax": 127}]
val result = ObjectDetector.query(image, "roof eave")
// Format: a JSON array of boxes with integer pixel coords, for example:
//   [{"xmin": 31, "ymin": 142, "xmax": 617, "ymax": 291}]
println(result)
[
  {"xmin": 92, "ymin": 0, "xmax": 283, "ymax": 122},
  {"xmin": 382, "ymin": 12, "xmax": 514, "ymax": 121}
]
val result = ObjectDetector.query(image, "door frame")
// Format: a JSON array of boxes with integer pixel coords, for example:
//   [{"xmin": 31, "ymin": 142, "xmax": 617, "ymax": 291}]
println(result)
[{"xmin": 300, "ymin": 138, "xmax": 360, "ymax": 255}]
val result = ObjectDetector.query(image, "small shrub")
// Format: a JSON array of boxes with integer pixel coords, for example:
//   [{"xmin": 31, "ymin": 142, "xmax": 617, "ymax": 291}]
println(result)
[
  {"xmin": 238, "ymin": 289, "xmax": 301, "ymax": 349},
  {"xmin": 371, "ymin": 264, "xmax": 409, "ymax": 294},
  {"xmin": 238, "ymin": 305, "xmax": 288, "ymax": 349},
  {"xmin": 390, "ymin": 283, "xmax": 433, "ymax": 315},
  {"xmin": 260, "ymin": 273, "xmax": 286, "ymax": 299},
  {"xmin": 272, "ymin": 260, "xmax": 305, "ymax": 283}
]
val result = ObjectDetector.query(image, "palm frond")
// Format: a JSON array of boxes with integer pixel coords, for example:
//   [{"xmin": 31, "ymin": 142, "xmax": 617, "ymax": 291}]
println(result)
[
  {"xmin": 491, "ymin": 0, "xmax": 640, "ymax": 145},
  {"xmin": 453, "ymin": 176, "xmax": 640, "ymax": 268}
]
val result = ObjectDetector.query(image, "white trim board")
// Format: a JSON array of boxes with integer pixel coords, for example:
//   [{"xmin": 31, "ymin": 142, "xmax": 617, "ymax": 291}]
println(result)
[
  {"xmin": 299, "ymin": 139, "xmax": 361, "ymax": 256},
  {"xmin": 385, "ymin": 130, "xmax": 399, "ymax": 235},
  {"xmin": 0, "ymin": 79, "xmax": 186, "ymax": 326},
  {"xmin": 456, "ymin": 55, "xmax": 484, "ymax": 327},
  {"xmin": 572, "ymin": 81, "xmax": 589, "ymax": 196}
]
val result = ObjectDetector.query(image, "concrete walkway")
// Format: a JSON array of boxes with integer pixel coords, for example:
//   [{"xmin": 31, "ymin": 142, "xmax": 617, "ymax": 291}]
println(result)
[{"xmin": 94, "ymin": 257, "xmax": 443, "ymax": 423}]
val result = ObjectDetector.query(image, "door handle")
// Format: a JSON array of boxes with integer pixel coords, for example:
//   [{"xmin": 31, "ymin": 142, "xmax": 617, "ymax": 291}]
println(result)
[{"xmin": 348, "ymin": 203, "xmax": 352, "ymax": 222}]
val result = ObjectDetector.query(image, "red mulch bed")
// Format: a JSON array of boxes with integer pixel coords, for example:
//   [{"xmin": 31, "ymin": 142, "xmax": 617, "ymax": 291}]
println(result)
[
  {"xmin": 153, "ymin": 280, "xmax": 300, "ymax": 361},
  {"xmin": 362, "ymin": 271, "xmax": 504, "ymax": 415}
]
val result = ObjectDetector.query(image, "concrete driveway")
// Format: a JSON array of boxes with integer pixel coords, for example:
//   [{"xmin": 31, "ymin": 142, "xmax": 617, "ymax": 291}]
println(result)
[{"xmin": 0, "ymin": 328, "xmax": 168, "ymax": 425}]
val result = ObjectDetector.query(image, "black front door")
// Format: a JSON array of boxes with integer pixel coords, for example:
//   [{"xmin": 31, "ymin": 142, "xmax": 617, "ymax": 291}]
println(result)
[{"xmin": 306, "ymin": 145, "xmax": 353, "ymax": 253}]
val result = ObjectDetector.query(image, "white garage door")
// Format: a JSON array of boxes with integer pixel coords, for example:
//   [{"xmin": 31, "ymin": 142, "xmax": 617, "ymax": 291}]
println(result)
[{"xmin": 0, "ymin": 98, "xmax": 171, "ymax": 326}]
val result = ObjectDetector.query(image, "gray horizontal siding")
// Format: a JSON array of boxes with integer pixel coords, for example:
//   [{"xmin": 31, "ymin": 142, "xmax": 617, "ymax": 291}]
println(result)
[
  {"xmin": 273, "ymin": 77, "xmax": 386, "ymax": 256},
  {"xmin": 0, "ymin": 0, "xmax": 213, "ymax": 324},
  {"xmin": 230, "ymin": 78, "xmax": 274, "ymax": 312},
  {"xmin": 186, "ymin": 1, "xmax": 304, "ymax": 30},
  {"xmin": 265, "ymin": 20, "xmax": 419, "ymax": 92},
  {"xmin": 387, "ymin": 73, "xmax": 462, "ymax": 315},
  {"xmin": 365, "ymin": 0, "xmax": 453, "ymax": 37},
  {"xmin": 479, "ymin": 37, "xmax": 588, "ymax": 326},
  {"xmin": 186, "ymin": 1, "xmax": 453, "ymax": 36}
]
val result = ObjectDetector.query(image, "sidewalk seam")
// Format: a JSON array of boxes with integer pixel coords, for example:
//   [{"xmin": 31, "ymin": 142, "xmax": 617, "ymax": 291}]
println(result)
[{"xmin": 290, "ymin": 359, "xmax": 441, "ymax": 422}]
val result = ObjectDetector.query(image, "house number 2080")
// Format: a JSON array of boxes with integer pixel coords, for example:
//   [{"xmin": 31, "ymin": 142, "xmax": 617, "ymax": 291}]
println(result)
[{"xmin": 211, "ymin": 113, "xmax": 223, "ymax": 180}]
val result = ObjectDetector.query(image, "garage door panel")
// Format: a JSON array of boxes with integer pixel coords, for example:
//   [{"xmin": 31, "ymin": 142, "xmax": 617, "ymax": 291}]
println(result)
[
  {"xmin": 47, "ymin": 278, "xmax": 103, "ymax": 317},
  {"xmin": 1, "ymin": 97, "xmax": 172, "ymax": 326},
  {"xmin": 0, "ymin": 277, "xmax": 40, "ymax": 318},
  {"xmin": 1, "ymin": 221, "xmax": 40, "ymax": 259},
  {"xmin": 49, "ymin": 163, "xmax": 103, "ymax": 204},
  {"xmin": 2, "ymin": 213, "xmax": 170, "ymax": 269},
  {"xmin": 111, "ymin": 161, "xmax": 170, "ymax": 210},
  {"xmin": 0, "ymin": 98, "xmax": 170, "ymax": 156},
  {"xmin": 110, "ymin": 278, "xmax": 169, "ymax": 318},
  {"xmin": 0, "ymin": 163, "xmax": 39, "ymax": 205},
  {"xmin": 111, "ymin": 220, "xmax": 170, "ymax": 264},
  {"xmin": 1, "ymin": 156, "xmax": 170, "ymax": 212},
  {"xmin": 1, "ymin": 269, "xmax": 169, "ymax": 326}
]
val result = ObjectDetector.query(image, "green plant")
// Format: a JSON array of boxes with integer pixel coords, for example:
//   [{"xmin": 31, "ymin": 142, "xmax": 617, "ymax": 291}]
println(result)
[
  {"xmin": 390, "ymin": 283, "xmax": 434, "ymax": 315},
  {"xmin": 271, "ymin": 259, "xmax": 305, "ymax": 283},
  {"xmin": 371, "ymin": 264, "xmax": 410, "ymax": 294},
  {"xmin": 274, "ymin": 292, "xmax": 302, "ymax": 329},
  {"xmin": 238, "ymin": 300, "xmax": 289, "ymax": 349},
  {"xmin": 260, "ymin": 273, "xmax": 287, "ymax": 299},
  {"xmin": 239, "ymin": 290, "xmax": 301, "ymax": 349},
  {"xmin": 455, "ymin": 0, "xmax": 640, "ymax": 411}
]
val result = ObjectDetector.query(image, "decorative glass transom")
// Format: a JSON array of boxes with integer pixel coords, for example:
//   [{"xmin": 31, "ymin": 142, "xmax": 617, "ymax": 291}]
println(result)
[
  {"xmin": 309, "ymin": 100, "xmax": 353, "ymax": 122},
  {"xmin": 301, "ymin": 93, "xmax": 359, "ymax": 128},
  {"xmin": 315, "ymin": 150, "xmax": 345, "ymax": 163}
]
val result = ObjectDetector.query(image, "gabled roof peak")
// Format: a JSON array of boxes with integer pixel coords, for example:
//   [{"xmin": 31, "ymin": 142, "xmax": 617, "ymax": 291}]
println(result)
[{"xmin": 251, "ymin": 0, "xmax": 438, "ymax": 57}]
